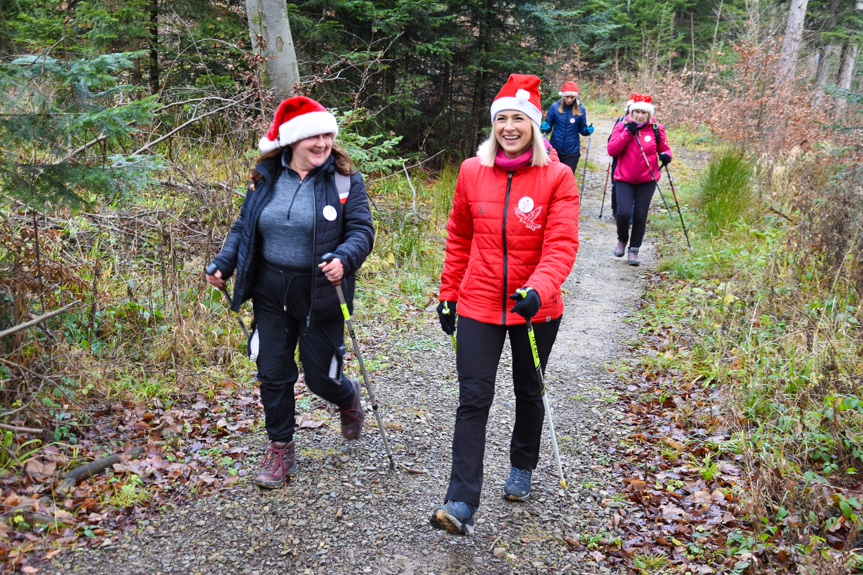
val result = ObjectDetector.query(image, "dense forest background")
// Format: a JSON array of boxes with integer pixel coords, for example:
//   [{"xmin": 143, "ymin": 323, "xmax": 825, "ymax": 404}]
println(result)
[{"xmin": 0, "ymin": 0, "xmax": 860, "ymax": 180}]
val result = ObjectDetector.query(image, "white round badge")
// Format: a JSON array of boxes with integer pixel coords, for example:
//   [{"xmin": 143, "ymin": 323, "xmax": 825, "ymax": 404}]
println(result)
[
  {"xmin": 323, "ymin": 205, "xmax": 337, "ymax": 221},
  {"xmin": 518, "ymin": 196, "xmax": 535, "ymax": 213},
  {"xmin": 569, "ymin": 118, "xmax": 575, "ymax": 123},
  {"xmin": 644, "ymin": 135, "xmax": 652, "ymax": 142}
]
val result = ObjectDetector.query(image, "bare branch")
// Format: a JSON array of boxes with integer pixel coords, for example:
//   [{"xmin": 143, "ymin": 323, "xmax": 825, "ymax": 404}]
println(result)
[{"xmin": 0, "ymin": 301, "xmax": 80, "ymax": 339}]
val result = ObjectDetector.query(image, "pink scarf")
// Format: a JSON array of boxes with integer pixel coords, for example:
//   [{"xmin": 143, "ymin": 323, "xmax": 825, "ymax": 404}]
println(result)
[{"xmin": 494, "ymin": 147, "xmax": 533, "ymax": 171}]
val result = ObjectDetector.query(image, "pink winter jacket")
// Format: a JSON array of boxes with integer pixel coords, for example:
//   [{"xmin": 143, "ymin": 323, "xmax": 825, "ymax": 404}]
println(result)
[{"xmin": 607, "ymin": 117, "xmax": 672, "ymax": 184}]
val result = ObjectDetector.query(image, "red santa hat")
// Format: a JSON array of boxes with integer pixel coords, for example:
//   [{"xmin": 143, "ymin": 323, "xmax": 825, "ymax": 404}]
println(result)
[
  {"xmin": 489, "ymin": 74, "xmax": 543, "ymax": 126},
  {"xmin": 258, "ymin": 96, "xmax": 339, "ymax": 152},
  {"xmin": 625, "ymin": 93, "xmax": 637, "ymax": 111},
  {"xmin": 559, "ymin": 81, "xmax": 579, "ymax": 97},
  {"xmin": 629, "ymin": 93, "xmax": 655, "ymax": 117}
]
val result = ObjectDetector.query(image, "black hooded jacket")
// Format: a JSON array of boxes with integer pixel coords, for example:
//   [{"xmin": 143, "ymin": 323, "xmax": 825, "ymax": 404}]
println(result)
[{"xmin": 212, "ymin": 152, "xmax": 374, "ymax": 321}]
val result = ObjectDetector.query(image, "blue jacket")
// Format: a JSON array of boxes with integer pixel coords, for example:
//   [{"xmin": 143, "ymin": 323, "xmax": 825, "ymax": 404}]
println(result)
[
  {"xmin": 546, "ymin": 100, "xmax": 590, "ymax": 156},
  {"xmin": 212, "ymin": 152, "xmax": 374, "ymax": 321}
]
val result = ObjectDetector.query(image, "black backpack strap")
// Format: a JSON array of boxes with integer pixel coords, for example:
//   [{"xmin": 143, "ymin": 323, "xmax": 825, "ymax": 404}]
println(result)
[{"xmin": 652, "ymin": 122, "xmax": 661, "ymax": 159}]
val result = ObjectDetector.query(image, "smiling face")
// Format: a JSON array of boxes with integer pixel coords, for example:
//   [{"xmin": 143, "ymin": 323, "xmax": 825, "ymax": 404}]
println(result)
[
  {"xmin": 494, "ymin": 110, "xmax": 534, "ymax": 159},
  {"xmin": 289, "ymin": 133, "xmax": 334, "ymax": 175},
  {"xmin": 630, "ymin": 109, "xmax": 650, "ymax": 123}
]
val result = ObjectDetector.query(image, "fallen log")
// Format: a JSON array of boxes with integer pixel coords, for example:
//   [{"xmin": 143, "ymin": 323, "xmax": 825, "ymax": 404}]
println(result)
[{"xmin": 54, "ymin": 445, "xmax": 146, "ymax": 497}]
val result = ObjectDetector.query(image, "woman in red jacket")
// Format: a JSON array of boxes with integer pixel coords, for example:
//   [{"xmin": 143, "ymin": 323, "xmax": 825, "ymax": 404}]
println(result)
[
  {"xmin": 429, "ymin": 74, "xmax": 580, "ymax": 536},
  {"xmin": 607, "ymin": 94, "xmax": 672, "ymax": 266}
]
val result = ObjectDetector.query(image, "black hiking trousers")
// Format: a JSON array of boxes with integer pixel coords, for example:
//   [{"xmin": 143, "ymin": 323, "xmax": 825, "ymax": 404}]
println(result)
[
  {"xmin": 252, "ymin": 263, "xmax": 356, "ymax": 443},
  {"xmin": 444, "ymin": 315, "xmax": 561, "ymax": 508},
  {"xmin": 559, "ymin": 152, "xmax": 581, "ymax": 174},
  {"xmin": 615, "ymin": 180, "xmax": 656, "ymax": 249}
]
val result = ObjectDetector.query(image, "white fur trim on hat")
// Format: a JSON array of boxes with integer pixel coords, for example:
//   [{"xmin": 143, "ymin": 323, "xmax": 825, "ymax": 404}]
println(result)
[
  {"xmin": 559, "ymin": 90, "xmax": 579, "ymax": 96},
  {"xmin": 277, "ymin": 111, "xmax": 338, "ymax": 147},
  {"xmin": 489, "ymin": 96, "xmax": 542, "ymax": 126},
  {"xmin": 259, "ymin": 111, "xmax": 339, "ymax": 151},
  {"xmin": 629, "ymin": 101, "xmax": 655, "ymax": 116}
]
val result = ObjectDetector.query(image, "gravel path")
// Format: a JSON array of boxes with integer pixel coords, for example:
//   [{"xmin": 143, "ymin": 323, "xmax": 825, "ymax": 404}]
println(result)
[{"xmin": 50, "ymin": 118, "xmax": 652, "ymax": 575}]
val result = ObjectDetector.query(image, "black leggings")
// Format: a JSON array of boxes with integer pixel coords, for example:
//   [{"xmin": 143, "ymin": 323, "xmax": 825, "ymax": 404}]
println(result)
[
  {"xmin": 615, "ymin": 180, "xmax": 656, "ymax": 249},
  {"xmin": 559, "ymin": 152, "xmax": 580, "ymax": 174},
  {"xmin": 444, "ymin": 315, "xmax": 560, "ymax": 507},
  {"xmin": 252, "ymin": 264, "xmax": 357, "ymax": 443}
]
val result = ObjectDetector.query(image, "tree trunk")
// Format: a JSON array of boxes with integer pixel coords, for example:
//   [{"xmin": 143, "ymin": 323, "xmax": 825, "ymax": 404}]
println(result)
[
  {"xmin": 777, "ymin": 0, "xmax": 809, "ymax": 83},
  {"xmin": 835, "ymin": 42, "xmax": 860, "ymax": 118},
  {"xmin": 245, "ymin": 0, "xmax": 300, "ymax": 100},
  {"xmin": 816, "ymin": 44, "xmax": 839, "ymax": 86},
  {"xmin": 148, "ymin": 0, "xmax": 159, "ymax": 95}
]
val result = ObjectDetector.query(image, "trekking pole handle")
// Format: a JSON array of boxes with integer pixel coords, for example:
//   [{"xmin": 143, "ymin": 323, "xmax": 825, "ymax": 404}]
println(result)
[
  {"xmin": 321, "ymin": 253, "xmax": 342, "ymax": 286},
  {"xmin": 205, "ymin": 262, "xmax": 218, "ymax": 276}
]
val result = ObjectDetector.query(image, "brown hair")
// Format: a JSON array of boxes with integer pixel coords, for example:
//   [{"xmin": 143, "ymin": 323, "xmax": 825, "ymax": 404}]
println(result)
[
  {"xmin": 558, "ymin": 97, "xmax": 581, "ymax": 115},
  {"xmin": 249, "ymin": 144, "xmax": 354, "ymax": 184}
]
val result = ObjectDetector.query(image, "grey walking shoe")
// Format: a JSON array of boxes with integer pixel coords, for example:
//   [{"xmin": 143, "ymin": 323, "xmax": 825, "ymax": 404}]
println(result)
[
  {"xmin": 503, "ymin": 466, "xmax": 533, "ymax": 501},
  {"xmin": 429, "ymin": 501, "xmax": 477, "ymax": 536},
  {"xmin": 627, "ymin": 247, "xmax": 640, "ymax": 266},
  {"xmin": 613, "ymin": 241, "xmax": 626, "ymax": 257}
]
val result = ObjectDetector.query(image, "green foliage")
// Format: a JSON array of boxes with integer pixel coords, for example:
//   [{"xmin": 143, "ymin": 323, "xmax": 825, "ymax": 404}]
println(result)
[
  {"xmin": 0, "ymin": 52, "xmax": 163, "ymax": 210},
  {"xmin": 694, "ymin": 149, "xmax": 754, "ymax": 236},
  {"xmin": 337, "ymin": 110, "xmax": 405, "ymax": 174}
]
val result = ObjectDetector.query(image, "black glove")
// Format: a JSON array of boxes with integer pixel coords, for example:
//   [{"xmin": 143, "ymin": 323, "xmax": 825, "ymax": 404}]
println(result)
[
  {"xmin": 624, "ymin": 122, "xmax": 638, "ymax": 136},
  {"xmin": 509, "ymin": 287, "xmax": 541, "ymax": 320},
  {"xmin": 659, "ymin": 153, "xmax": 671, "ymax": 167},
  {"xmin": 436, "ymin": 301, "xmax": 457, "ymax": 335}
]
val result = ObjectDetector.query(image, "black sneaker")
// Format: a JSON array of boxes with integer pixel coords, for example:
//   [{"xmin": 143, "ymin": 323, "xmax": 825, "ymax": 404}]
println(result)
[
  {"xmin": 503, "ymin": 466, "xmax": 533, "ymax": 501},
  {"xmin": 430, "ymin": 501, "xmax": 477, "ymax": 536},
  {"xmin": 628, "ymin": 247, "xmax": 640, "ymax": 266}
]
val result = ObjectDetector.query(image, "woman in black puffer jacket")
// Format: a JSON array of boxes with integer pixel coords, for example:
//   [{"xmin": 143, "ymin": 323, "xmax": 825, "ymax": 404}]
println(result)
[{"xmin": 205, "ymin": 96, "xmax": 374, "ymax": 489}]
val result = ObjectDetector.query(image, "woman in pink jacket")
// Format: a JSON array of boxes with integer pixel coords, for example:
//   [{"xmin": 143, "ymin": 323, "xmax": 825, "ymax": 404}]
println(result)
[{"xmin": 606, "ymin": 94, "xmax": 672, "ymax": 266}]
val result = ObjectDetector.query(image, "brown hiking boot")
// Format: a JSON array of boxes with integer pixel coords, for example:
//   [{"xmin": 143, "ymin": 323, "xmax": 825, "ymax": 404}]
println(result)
[
  {"xmin": 338, "ymin": 379, "xmax": 364, "ymax": 439},
  {"xmin": 254, "ymin": 440, "xmax": 297, "ymax": 488}
]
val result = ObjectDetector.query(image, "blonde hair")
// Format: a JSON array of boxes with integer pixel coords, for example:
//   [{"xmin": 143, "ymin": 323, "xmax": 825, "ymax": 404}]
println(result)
[
  {"xmin": 558, "ymin": 97, "xmax": 582, "ymax": 115},
  {"xmin": 477, "ymin": 122, "xmax": 550, "ymax": 168}
]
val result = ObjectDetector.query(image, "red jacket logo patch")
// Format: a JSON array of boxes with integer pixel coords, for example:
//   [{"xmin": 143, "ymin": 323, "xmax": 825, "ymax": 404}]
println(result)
[{"xmin": 516, "ymin": 205, "xmax": 543, "ymax": 231}]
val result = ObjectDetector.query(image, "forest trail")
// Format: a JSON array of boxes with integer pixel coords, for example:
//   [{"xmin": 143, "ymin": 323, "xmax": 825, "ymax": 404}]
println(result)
[{"xmin": 49, "ymin": 115, "xmax": 655, "ymax": 575}]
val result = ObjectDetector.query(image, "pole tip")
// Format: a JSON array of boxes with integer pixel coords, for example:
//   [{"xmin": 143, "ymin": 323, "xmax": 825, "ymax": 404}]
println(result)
[{"xmin": 561, "ymin": 480, "xmax": 567, "ymax": 490}]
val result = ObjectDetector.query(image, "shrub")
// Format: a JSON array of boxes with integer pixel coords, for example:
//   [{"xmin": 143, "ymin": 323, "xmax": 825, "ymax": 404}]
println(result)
[{"xmin": 695, "ymin": 148, "xmax": 755, "ymax": 235}]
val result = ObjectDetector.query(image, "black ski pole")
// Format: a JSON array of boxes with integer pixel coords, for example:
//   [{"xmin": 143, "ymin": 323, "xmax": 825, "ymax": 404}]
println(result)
[
  {"xmin": 322, "ymin": 254, "xmax": 395, "ymax": 471},
  {"xmin": 580, "ymin": 135, "xmax": 591, "ymax": 198},
  {"xmin": 663, "ymin": 165, "xmax": 692, "ymax": 251},
  {"xmin": 631, "ymin": 134, "xmax": 672, "ymax": 218},
  {"xmin": 204, "ymin": 263, "xmax": 250, "ymax": 339},
  {"xmin": 599, "ymin": 163, "xmax": 610, "ymax": 219}
]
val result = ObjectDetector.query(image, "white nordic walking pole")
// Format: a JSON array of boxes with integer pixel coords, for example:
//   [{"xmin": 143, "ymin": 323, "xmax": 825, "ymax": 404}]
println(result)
[
  {"xmin": 322, "ymin": 254, "xmax": 395, "ymax": 471},
  {"xmin": 580, "ymin": 135, "xmax": 591, "ymax": 198},
  {"xmin": 525, "ymin": 317, "xmax": 566, "ymax": 490}
]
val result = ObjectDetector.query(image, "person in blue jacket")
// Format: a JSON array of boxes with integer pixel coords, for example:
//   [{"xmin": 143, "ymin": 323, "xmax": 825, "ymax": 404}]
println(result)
[
  {"xmin": 205, "ymin": 96, "xmax": 374, "ymax": 490},
  {"xmin": 541, "ymin": 81, "xmax": 594, "ymax": 174}
]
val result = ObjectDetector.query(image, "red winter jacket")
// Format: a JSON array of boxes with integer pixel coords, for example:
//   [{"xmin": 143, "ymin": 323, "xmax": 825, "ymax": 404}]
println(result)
[
  {"xmin": 439, "ymin": 156, "xmax": 580, "ymax": 325},
  {"xmin": 607, "ymin": 117, "xmax": 672, "ymax": 184}
]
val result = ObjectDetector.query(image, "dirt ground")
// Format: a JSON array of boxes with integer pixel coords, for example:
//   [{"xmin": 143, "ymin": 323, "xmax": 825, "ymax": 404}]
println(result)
[{"xmin": 48, "ymin": 116, "xmax": 656, "ymax": 575}]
